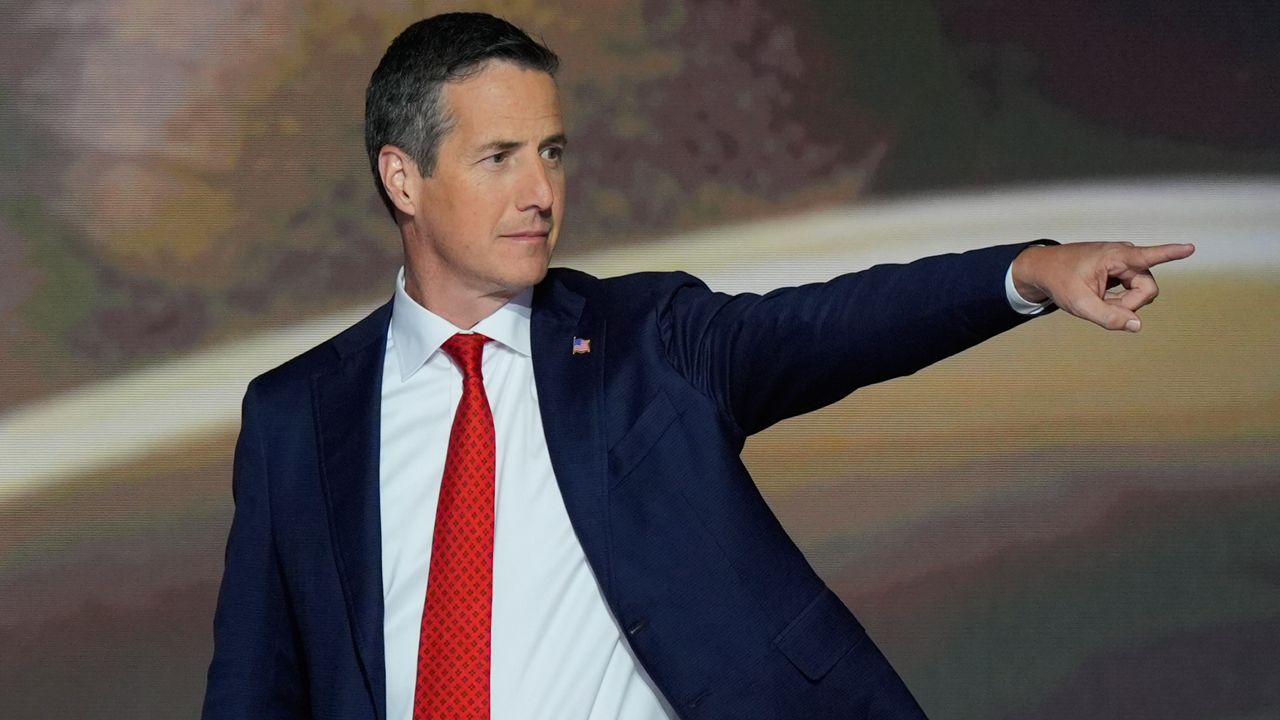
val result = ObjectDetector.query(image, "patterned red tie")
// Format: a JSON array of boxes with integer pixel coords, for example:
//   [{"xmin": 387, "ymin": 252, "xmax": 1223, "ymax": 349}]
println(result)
[{"xmin": 414, "ymin": 333, "xmax": 495, "ymax": 719}]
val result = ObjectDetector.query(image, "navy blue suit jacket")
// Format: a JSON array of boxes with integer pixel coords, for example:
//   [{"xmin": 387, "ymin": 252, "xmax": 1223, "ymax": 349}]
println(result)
[{"xmin": 203, "ymin": 243, "xmax": 1042, "ymax": 719}]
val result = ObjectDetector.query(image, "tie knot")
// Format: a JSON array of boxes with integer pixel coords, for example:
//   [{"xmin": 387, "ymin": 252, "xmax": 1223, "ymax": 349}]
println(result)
[{"xmin": 440, "ymin": 333, "xmax": 491, "ymax": 379}]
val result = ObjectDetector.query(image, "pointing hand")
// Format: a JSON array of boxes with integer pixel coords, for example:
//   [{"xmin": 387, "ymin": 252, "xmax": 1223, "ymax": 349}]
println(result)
[{"xmin": 1011, "ymin": 242, "xmax": 1196, "ymax": 332}]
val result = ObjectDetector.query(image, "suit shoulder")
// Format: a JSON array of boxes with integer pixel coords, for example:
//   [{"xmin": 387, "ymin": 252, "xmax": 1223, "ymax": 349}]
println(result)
[
  {"xmin": 247, "ymin": 301, "xmax": 391, "ymax": 399},
  {"xmin": 548, "ymin": 266, "xmax": 711, "ymax": 306}
]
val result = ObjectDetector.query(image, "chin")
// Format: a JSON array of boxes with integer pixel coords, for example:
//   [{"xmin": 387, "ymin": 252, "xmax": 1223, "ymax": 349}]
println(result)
[
  {"xmin": 493, "ymin": 268, "xmax": 547, "ymax": 294},
  {"xmin": 515, "ymin": 257, "xmax": 552, "ymax": 285},
  {"xmin": 522, "ymin": 266, "xmax": 550, "ymax": 287}
]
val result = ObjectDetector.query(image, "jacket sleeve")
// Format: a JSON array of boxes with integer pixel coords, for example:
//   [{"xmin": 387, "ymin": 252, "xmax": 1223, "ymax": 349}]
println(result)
[
  {"xmin": 658, "ymin": 242, "xmax": 1046, "ymax": 437},
  {"xmin": 202, "ymin": 380, "xmax": 309, "ymax": 719}
]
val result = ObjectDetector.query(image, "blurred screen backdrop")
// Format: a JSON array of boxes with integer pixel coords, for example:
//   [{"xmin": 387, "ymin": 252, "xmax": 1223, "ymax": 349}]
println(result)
[{"xmin": 1, "ymin": 1, "xmax": 1278, "ymax": 717}]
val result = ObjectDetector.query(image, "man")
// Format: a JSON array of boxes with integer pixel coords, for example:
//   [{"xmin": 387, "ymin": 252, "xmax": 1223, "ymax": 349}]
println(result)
[{"xmin": 202, "ymin": 12, "xmax": 1193, "ymax": 720}]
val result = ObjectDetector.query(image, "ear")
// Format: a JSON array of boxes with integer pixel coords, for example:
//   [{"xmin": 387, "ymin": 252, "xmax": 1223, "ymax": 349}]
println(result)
[{"xmin": 377, "ymin": 145, "xmax": 420, "ymax": 217}]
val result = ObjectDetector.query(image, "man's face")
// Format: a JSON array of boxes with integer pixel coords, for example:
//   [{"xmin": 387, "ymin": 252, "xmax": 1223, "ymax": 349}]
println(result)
[{"xmin": 405, "ymin": 61, "xmax": 565, "ymax": 303}]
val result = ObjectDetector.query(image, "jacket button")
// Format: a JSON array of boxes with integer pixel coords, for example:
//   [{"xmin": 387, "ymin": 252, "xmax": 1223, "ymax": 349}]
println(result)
[{"xmin": 626, "ymin": 618, "xmax": 647, "ymax": 636}]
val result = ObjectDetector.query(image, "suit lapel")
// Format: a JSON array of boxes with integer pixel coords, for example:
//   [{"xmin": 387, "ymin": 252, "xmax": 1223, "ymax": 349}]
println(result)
[
  {"xmin": 531, "ymin": 274, "xmax": 613, "ymax": 592},
  {"xmin": 306, "ymin": 282, "xmax": 610, "ymax": 716},
  {"xmin": 312, "ymin": 302, "xmax": 390, "ymax": 720}
]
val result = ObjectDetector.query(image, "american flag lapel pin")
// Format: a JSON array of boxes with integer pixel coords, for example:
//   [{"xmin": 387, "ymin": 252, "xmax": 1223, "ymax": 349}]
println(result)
[{"xmin": 572, "ymin": 336, "xmax": 591, "ymax": 355}]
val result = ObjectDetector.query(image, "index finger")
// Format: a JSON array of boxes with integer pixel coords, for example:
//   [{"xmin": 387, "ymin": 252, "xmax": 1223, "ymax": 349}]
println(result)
[{"xmin": 1134, "ymin": 243, "xmax": 1196, "ymax": 269}]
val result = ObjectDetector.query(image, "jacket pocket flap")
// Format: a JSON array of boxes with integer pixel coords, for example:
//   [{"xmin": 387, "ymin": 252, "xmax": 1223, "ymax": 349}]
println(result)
[
  {"xmin": 608, "ymin": 390, "xmax": 679, "ymax": 480},
  {"xmin": 772, "ymin": 587, "xmax": 867, "ymax": 681}
]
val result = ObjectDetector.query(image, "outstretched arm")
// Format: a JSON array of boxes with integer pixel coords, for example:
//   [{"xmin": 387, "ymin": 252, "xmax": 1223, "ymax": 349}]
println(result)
[
  {"xmin": 660, "ymin": 243, "xmax": 1044, "ymax": 437},
  {"xmin": 1011, "ymin": 242, "xmax": 1196, "ymax": 332},
  {"xmin": 659, "ymin": 241, "xmax": 1196, "ymax": 438}
]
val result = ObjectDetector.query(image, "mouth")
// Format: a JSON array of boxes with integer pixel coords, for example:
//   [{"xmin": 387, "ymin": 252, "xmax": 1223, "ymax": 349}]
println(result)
[{"xmin": 500, "ymin": 229, "xmax": 551, "ymax": 240}]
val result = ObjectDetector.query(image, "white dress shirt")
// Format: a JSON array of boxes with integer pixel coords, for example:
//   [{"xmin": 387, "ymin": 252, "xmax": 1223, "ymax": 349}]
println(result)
[
  {"xmin": 1005, "ymin": 262, "xmax": 1052, "ymax": 315},
  {"xmin": 379, "ymin": 270, "xmax": 676, "ymax": 720},
  {"xmin": 379, "ymin": 263, "xmax": 1046, "ymax": 720}
]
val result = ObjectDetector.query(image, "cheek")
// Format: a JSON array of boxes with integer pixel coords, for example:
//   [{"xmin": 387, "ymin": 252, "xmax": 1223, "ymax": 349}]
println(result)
[
  {"xmin": 553, "ymin": 173, "xmax": 567, "ymax": 204},
  {"xmin": 454, "ymin": 193, "xmax": 506, "ymax": 238},
  {"xmin": 451, "ymin": 172, "xmax": 504, "ymax": 218},
  {"xmin": 551, "ymin": 177, "xmax": 567, "ymax": 221}
]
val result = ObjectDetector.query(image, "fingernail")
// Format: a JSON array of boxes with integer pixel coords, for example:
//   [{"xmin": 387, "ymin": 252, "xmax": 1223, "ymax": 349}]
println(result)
[{"xmin": 1125, "ymin": 319, "xmax": 1141, "ymax": 333}]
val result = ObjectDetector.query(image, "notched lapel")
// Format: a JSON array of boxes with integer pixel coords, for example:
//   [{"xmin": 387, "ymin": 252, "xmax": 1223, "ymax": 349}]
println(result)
[
  {"xmin": 312, "ymin": 322, "xmax": 388, "ymax": 720},
  {"xmin": 532, "ymin": 276, "xmax": 612, "ymax": 592}
]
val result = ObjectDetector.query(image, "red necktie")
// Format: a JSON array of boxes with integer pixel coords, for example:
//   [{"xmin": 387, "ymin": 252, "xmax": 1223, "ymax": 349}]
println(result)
[{"xmin": 414, "ymin": 333, "xmax": 495, "ymax": 719}]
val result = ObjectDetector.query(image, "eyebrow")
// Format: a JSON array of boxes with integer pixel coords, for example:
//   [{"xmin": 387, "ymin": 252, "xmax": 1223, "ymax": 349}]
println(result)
[{"xmin": 476, "ymin": 139, "xmax": 522, "ymax": 156}]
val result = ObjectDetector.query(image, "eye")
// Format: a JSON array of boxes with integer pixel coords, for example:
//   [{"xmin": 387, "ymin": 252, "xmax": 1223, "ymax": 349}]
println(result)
[
  {"xmin": 540, "ymin": 145, "xmax": 563, "ymax": 163},
  {"xmin": 486, "ymin": 151, "xmax": 510, "ymax": 165}
]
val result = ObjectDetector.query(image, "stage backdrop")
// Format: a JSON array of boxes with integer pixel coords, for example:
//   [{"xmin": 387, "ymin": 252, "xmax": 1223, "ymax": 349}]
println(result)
[{"xmin": 1, "ymin": 1, "xmax": 1278, "ymax": 718}]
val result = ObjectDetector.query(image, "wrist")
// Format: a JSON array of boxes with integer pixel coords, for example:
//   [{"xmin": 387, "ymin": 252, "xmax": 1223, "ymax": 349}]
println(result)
[{"xmin": 1011, "ymin": 244, "xmax": 1052, "ymax": 304}]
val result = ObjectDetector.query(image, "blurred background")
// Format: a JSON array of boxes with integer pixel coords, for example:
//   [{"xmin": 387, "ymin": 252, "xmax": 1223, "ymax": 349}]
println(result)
[{"xmin": 1, "ymin": 0, "xmax": 1278, "ymax": 717}]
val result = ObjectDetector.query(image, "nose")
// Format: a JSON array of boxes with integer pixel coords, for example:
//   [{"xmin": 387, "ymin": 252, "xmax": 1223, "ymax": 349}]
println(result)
[{"xmin": 516, "ymin": 155, "xmax": 555, "ymax": 213}]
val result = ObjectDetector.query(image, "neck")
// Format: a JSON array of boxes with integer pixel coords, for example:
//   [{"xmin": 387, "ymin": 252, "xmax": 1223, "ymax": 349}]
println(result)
[{"xmin": 402, "ymin": 265, "xmax": 519, "ymax": 330}]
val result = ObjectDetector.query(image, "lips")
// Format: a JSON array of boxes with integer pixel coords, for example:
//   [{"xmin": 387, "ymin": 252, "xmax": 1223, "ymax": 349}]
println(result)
[{"xmin": 500, "ymin": 229, "xmax": 550, "ymax": 238}]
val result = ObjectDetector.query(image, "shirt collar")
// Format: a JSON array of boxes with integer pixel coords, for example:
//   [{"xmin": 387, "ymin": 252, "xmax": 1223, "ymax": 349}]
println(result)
[{"xmin": 389, "ymin": 267, "xmax": 533, "ymax": 382}]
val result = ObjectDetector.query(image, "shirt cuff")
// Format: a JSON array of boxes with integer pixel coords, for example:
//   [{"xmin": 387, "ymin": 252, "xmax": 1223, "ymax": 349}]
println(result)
[{"xmin": 1004, "ymin": 262, "xmax": 1052, "ymax": 315}]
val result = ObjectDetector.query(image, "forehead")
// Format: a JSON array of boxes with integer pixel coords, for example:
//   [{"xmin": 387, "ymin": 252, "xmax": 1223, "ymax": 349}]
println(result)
[{"xmin": 439, "ymin": 61, "xmax": 562, "ymax": 145}]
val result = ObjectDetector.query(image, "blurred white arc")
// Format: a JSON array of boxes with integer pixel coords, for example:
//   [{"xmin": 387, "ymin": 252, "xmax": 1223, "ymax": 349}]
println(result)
[{"xmin": 1, "ymin": 178, "xmax": 1277, "ymax": 500}]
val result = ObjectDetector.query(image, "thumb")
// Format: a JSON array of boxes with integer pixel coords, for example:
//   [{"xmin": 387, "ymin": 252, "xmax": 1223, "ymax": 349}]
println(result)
[{"xmin": 1071, "ymin": 291, "xmax": 1142, "ymax": 332}]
